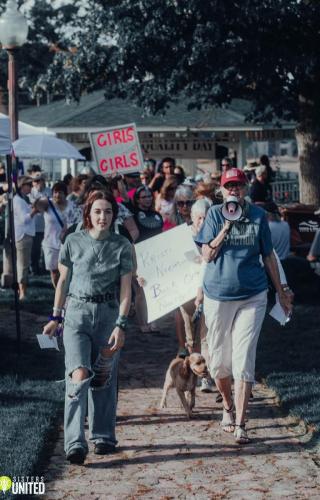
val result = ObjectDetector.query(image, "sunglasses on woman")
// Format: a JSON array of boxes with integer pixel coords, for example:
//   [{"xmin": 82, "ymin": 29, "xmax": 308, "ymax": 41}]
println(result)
[{"xmin": 176, "ymin": 200, "xmax": 194, "ymax": 208}]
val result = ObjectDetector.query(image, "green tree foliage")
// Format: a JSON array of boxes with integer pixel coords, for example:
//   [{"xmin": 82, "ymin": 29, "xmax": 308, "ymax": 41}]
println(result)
[
  {"xmin": 0, "ymin": 0, "xmax": 81, "ymax": 103},
  {"xmin": 14, "ymin": 0, "xmax": 320, "ymax": 202},
  {"xmin": 44, "ymin": 0, "xmax": 319, "ymax": 118}
]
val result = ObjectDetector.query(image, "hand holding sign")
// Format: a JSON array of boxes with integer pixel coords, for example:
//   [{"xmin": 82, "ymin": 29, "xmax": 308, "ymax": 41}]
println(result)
[{"xmin": 89, "ymin": 123, "xmax": 144, "ymax": 176}]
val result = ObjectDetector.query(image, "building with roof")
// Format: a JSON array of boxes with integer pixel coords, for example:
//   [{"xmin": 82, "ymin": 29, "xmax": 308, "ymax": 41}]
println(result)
[{"xmin": 19, "ymin": 90, "xmax": 296, "ymax": 176}]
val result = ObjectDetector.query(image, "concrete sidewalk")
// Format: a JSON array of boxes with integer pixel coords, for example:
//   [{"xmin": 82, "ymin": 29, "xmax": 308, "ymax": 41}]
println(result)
[{"xmin": 44, "ymin": 315, "xmax": 320, "ymax": 499}]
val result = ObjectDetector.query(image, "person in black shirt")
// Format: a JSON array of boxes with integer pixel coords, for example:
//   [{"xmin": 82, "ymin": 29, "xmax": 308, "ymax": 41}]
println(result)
[
  {"xmin": 131, "ymin": 186, "xmax": 163, "ymax": 332},
  {"xmin": 250, "ymin": 165, "xmax": 272, "ymax": 204},
  {"xmin": 260, "ymin": 154, "xmax": 275, "ymax": 185},
  {"xmin": 131, "ymin": 186, "xmax": 163, "ymax": 243}
]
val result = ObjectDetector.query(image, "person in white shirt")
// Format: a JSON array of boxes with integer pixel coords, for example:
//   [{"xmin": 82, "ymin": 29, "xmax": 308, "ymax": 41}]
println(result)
[
  {"xmin": 29, "ymin": 172, "xmax": 52, "ymax": 274},
  {"xmin": 38, "ymin": 181, "xmax": 77, "ymax": 288},
  {"xmin": 13, "ymin": 176, "xmax": 38, "ymax": 300}
]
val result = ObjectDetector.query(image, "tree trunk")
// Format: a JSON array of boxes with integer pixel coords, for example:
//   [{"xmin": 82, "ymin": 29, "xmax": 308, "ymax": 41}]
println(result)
[{"xmin": 295, "ymin": 128, "xmax": 320, "ymax": 206}]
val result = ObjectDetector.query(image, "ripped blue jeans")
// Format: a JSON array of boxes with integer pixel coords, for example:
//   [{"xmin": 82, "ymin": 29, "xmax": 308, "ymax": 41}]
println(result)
[{"xmin": 63, "ymin": 297, "xmax": 120, "ymax": 455}]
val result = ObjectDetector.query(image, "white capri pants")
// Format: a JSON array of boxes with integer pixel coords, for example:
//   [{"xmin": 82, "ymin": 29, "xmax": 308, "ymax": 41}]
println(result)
[
  {"xmin": 203, "ymin": 290, "xmax": 267, "ymax": 383},
  {"xmin": 43, "ymin": 246, "xmax": 59, "ymax": 271},
  {"xmin": 15, "ymin": 234, "xmax": 33, "ymax": 284}
]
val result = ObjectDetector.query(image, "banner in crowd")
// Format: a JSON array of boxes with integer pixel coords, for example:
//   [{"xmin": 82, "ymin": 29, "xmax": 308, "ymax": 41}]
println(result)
[
  {"xmin": 135, "ymin": 224, "xmax": 202, "ymax": 322},
  {"xmin": 89, "ymin": 123, "xmax": 144, "ymax": 175}
]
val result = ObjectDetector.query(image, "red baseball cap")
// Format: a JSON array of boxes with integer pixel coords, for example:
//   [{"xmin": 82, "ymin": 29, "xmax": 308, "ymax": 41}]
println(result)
[{"xmin": 220, "ymin": 168, "xmax": 247, "ymax": 187}]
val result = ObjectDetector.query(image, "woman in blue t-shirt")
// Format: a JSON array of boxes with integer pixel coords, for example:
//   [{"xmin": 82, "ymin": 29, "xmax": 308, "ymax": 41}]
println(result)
[{"xmin": 196, "ymin": 168, "xmax": 292, "ymax": 444}]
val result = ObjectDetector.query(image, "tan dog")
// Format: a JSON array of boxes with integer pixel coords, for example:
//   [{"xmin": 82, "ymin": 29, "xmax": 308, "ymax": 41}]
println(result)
[{"xmin": 160, "ymin": 353, "xmax": 208, "ymax": 418}]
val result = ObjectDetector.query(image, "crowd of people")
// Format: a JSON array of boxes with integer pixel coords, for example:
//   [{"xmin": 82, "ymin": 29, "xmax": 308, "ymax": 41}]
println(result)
[{"xmin": 0, "ymin": 153, "xmax": 315, "ymax": 462}]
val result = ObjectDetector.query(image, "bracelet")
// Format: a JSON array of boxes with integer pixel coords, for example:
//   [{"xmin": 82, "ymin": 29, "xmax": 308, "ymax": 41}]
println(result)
[
  {"xmin": 280, "ymin": 285, "xmax": 291, "ymax": 292},
  {"xmin": 48, "ymin": 315, "xmax": 63, "ymax": 323},
  {"xmin": 208, "ymin": 241, "xmax": 216, "ymax": 250},
  {"xmin": 115, "ymin": 315, "xmax": 128, "ymax": 331},
  {"xmin": 53, "ymin": 307, "xmax": 63, "ymax": 314}
]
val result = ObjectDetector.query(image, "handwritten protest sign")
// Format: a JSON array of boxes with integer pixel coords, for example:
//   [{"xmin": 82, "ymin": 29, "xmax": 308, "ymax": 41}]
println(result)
[
  {"xmin": 135, "ymin": 224, "xmax": 202, "ymax": 323},
  {"xmin": 89, "ymin": 123, "xmax": 144, "ymax": 175}
]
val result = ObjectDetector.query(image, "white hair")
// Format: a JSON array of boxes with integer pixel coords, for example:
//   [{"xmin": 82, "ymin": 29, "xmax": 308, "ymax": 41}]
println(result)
[
  {"xmin": 174, "ymin": 185, "xmax": 194, "ymax": 201},
  {"xmin": 191, "ymin": 198, "xmax": 211, "ymax": 220}
]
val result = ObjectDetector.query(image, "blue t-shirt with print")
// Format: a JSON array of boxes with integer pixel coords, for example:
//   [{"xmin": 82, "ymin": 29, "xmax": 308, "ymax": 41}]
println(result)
[{"xmin": 195, "ymin": 202, "xmax": 273, "ymax": 301}]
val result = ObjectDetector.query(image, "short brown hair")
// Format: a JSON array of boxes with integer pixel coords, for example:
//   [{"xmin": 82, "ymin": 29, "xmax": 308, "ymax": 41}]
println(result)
[
  {"xmin": 70, "ymin": 174, "xmax": 88, "ymax": 193},
  {"xmin": 83, "ymin": 190, "xmax": 119, "ymax": 229},
  {"xmin": 194, "ymin": 181, "xmax": 218, "ymax": 203},
  {"xmin": 52, "ymin": 181, "xmax": 68, "ymax": 196}
]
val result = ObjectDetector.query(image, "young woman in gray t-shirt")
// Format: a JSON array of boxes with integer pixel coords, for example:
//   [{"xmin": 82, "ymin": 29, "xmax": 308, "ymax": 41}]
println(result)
[{"xmin": 43, "ymin": 190, "xmax": 133, "ymax": 464}]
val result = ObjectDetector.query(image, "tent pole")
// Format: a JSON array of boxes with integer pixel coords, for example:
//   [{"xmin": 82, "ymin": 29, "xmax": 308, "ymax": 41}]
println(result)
[{"xmin": 6, "ymin": 154, "xmax": 22, "ymax": 355}]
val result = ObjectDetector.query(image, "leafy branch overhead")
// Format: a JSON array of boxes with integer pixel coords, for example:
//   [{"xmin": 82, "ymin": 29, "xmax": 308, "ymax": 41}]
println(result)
[
  {"xmin": 0, "ymin": 0, "xmax": 81, "ymax": 101},
  {"xmin": 41, "ymin": 0, "xmax": 320, "ymax": 127},
  {"xmin": 1, "ymin": 0, "xmax": 320, "ymax": 203}
]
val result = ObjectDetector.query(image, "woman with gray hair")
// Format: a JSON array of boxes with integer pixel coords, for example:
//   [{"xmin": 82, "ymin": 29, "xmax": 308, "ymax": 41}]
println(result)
[
  {"xmin": 173, "ymin": 184, "xmax": 195, "ymax": 226},
  {"xmin": 170, "ymin": 184, "xmax": 196, "ymax": 357},
  {"xmin": 179, "ymin": 198, "xmax": 214, "ymax": 392}
]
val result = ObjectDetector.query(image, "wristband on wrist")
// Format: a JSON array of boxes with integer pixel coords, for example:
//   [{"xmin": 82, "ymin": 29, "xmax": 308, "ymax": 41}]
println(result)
[
  {"xmin": 53, "ymin": 307, "xmax": 63, "ymax": 314},
  {"xmin": 280, "ymin": 285, "xmax": 290, "ymax": 292},
  {"xmin": 48, "ymin": 315, "xmax": 63, "ymax": 323},
  {"xmin": 115, "ymin": 315, "xmax": 128, "ymax": 331}
]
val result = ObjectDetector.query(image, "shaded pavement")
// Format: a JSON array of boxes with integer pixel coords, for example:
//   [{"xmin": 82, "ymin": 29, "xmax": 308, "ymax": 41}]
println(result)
[{"xmin": 43, "ymin": 314, "xmax": 320, "ymax": 499}]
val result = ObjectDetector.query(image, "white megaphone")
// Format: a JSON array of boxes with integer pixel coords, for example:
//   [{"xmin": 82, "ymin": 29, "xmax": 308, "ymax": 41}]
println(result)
[{"xmin": 221, "ymin": 196, "xmax": 243, "ymax": 221}]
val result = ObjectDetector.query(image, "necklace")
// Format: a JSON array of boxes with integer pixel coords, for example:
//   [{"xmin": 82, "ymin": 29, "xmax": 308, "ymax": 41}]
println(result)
[{"xmin": 89, "ymin": 236, "xmax": 109, "ymax": 266}]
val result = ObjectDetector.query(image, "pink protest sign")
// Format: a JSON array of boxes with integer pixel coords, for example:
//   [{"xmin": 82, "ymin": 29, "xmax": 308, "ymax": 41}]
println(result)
[{"xmin": 89, "ymin": 123, "xmax": 144, "ymax": 175}]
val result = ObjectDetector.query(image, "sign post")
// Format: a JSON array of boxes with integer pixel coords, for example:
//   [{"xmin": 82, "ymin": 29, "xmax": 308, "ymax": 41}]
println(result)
[{"xmin": 89, "ymin": 123, "xmax": 144, "ymax": 176}]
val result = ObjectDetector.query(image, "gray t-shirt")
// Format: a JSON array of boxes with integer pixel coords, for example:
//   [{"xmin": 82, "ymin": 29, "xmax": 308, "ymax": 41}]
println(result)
[
  {"xmin": 268, "ymin": 221, "xmax": 290, "ymax": 260},
  {"xmin": 195, "ymin": 202, "xmax": 273, "ymax": 301},
  {"xmin": 59, "ymin": 230, "xmax": 133, "ymax": 296}
]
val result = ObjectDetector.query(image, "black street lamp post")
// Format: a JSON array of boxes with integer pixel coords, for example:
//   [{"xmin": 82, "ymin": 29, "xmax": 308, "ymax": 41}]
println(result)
[{"xmin": 0, "ymin": 0, "xmax": 28, "ymax": 352}]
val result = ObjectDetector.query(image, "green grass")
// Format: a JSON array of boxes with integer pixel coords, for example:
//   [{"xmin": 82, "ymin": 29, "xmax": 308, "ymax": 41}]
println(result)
[
  {"xmin": 257, "ymin": 303, "xmax": 320, "ymax": 447},
  {"xmin": 0, "ymin": 275, "xmax": 64, "ymax": 499},
  {"xmin": 0, "ymin": 274, "xmax": 55, "ymax": 313}
]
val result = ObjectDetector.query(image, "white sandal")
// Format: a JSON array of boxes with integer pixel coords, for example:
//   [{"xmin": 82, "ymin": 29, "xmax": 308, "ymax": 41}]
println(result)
[
  {"xmin": 220, "ymin": 403, "xmax": 235, "ymax": 433},
  {"xmin": 234, "ymin": 424, "xmax": 251, "ymax": 444}
]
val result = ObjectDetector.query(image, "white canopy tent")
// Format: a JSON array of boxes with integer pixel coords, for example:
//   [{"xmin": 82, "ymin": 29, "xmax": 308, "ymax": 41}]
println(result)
[
  {"xmin": 0, "ymin": 112, "xmax": 54, "ymax": 142},
  {"xmin": 12, "ymin": 134, "xmax": 85, "ymax": 160}
]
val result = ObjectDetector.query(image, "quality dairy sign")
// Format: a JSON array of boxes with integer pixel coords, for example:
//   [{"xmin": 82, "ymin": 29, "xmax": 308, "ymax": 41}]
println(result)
[{"xmin": 89, "ymin": 123, "xmax": 144, "ymax": 175}]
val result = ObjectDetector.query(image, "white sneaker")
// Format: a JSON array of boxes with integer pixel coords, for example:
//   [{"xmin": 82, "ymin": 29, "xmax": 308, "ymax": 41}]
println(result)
[{"xmin": 200, "ymin": 378, "xmax": 214, "ymax": 393}]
